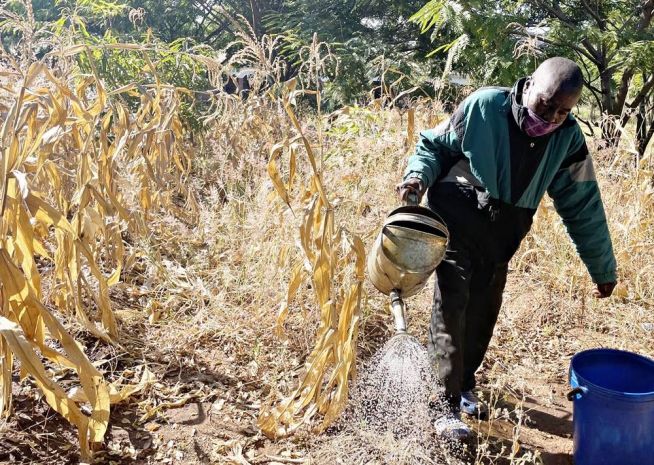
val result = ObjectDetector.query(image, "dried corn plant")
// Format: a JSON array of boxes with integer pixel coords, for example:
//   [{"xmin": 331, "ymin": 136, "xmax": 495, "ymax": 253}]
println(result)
[
  {"xmin": 258, "ymin": 80, "xmax": 366, "ymax": 437},
  {"xmin": 0, "ymin": 48, "xmax": 197, "ymax": 459},
  {"xmin": 223, "ymin": 13, "xmax": 286, "ymax": 94},
  {"xmin": 296, "ymin": 33, "xmax": 339, "ymax": 104}
]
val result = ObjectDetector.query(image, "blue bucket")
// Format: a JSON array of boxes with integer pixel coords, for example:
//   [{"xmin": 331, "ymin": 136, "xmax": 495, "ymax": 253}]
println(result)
[{"xmin": 568, "ymin": 348, "xmax": 654, "ymax": 465}]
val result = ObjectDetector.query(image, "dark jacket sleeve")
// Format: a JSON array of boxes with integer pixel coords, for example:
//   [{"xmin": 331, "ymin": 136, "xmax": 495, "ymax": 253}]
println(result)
[{"xmin": 547, "ymin": 127, "xmax": 617, "ymax": 283}]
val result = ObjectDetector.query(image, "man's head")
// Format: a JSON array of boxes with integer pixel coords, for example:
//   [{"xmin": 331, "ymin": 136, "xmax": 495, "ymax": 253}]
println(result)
[{"xmin": 523, "ymin": 57, "xmax": 584, "ymax": 125}]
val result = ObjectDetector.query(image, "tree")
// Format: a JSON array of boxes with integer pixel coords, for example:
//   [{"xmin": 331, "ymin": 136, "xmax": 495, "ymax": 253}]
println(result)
[
  {"xmin": 261, "ymin": 0, "xmax": 445, "ymax": 106},
  {"xmin": 5, "ymin": 0, "xmax": 452, "ymax": 106},
  {"xmin": 412, "ymin": 0, "xmax": 654, "ymax": 156}
]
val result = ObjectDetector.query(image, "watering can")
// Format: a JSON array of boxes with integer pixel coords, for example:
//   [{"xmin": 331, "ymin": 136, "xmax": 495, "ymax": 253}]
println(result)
[
  {"xmin": 367, "ymin": 193, "xmax": 449, "ymax": 332},
  {"xmin": 360, "ymin": 195, "xmax": 450, "ymax": 430}
]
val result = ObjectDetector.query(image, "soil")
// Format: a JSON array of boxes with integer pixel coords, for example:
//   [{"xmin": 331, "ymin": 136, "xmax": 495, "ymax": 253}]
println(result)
[
  {"xmin": 0, "ymin": 348, "xmax": 576, "ymax": 463},
  {"xmin": 474, "ymin": 384, "xmax": 574, "ymax": 465},
  {"xmin": 1, "ymin": 273, "xmax": 645, "ymax": 465}
]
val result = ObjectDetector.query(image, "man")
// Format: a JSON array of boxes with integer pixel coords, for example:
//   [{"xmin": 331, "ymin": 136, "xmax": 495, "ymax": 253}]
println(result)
[{"xmin": 397, "ymin": 57, "xmax": 617, "ymax": 439}]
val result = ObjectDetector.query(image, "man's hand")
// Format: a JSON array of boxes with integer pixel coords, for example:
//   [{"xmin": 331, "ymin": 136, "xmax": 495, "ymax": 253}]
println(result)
[
  {"xmin": 396, "ymin": 177, "xmax": 425, "ymax": 205},
  {"xmin": 593, "ymin": 281, "xmax": 617, "ymax": 298}
]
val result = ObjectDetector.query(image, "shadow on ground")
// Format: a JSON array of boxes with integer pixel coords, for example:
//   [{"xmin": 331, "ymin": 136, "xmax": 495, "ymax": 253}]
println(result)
[{"xmin": 469, "ymin": 387, "xmax": 574, "ymax": 464}]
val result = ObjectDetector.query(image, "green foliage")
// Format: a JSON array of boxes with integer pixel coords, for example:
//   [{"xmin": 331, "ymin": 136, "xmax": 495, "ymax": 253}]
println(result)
[
  {"xmin": 410, "ymin": 0, "xmax": 448, "ymax": 33},
  {"xmin": 59, "ymin": 0, "xmax": 128, "ymax": 19},
  {"xmin": 1, "ymin": 0, "xmax": 227, "ymax": 132},
  {"xmin": 79, "ymin": 36, "xmax": 218, "ymax": 132},
  {"xmin": 410, "ymin": 0, "xmax": 654, "ymax": 152},
  {"xmin": 263, "ymin": 0, "xmax": 443, "ymax": 106},
  {"xmin": 12, "ymin": 0, "xmax": 648, "ymax": 149},
  {"xmin": 3, "ymin": 0, "xmax": 457, "ymax": 108}
]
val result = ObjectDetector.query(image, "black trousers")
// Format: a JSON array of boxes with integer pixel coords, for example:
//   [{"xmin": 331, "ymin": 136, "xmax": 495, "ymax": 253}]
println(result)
[
  {"xmin": 426, "ymin": 182, "xmax": 536, "ymax": 407},
  {"xmin": 428, "ymin": 240, "xmax": 508, "ymax": 405}
]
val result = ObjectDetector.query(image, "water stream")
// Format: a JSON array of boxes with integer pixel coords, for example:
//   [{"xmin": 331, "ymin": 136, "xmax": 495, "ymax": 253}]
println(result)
[{"xmin": 311, "ymin": 333, "xmax": 464, "ymax": 464}]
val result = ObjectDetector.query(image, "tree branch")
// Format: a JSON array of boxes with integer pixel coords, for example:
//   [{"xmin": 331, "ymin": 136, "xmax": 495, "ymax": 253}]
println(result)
[
  {"xmin": 580, "ymin": 38, "xmax": 601, "ymax": 63},
  {"xmin": 615, "ymin": 69, "xmax": 635, "ymax": 110},
  {"xmin": 604, "ymin": 59, "xmax": 627, "ymax": 75},
  {"xmin": 192, "ymin": 0, "xmax": 227, "ymax": 30},
  {"xmin": 626, "ymin": 74, "xmax": 654, "ymax": 110},
  {"xmin": 574, "ymin": 50, "xmax": 605, "ymax": 109},
  {"xmin": 578, "ymin": 0, "xmax": 607, "ymax": 30},
  {"xmin": 643, "ymin": 119, "xmax": 654, "ymax": 155},
  {"xmin": 585, "ymin": 78, "xmax": 604, "ymax": 109},
  {"xmin": 637, "ymin": 0, "xmax": 654, "ymax": 31},
  {"xmin": 576, "ymin": 49, "xmax": 593, "ymax": 76},
  {"xmin": 510, "ymin": 27, "xmax": 600, "ymax": 65},
  {"xmin": 531, "ymin": 0, "xmax": 576, "ymax": 27},
  {"xmin": 202, "ymin": 19, "xmax": 232, "ymax": 44},
  {"xmin": 616, "ymin": 8, "xmax": 640, "ymax": 34},
  {"xmin": 518, "ymin": 4, "xmax": 604, "ymax": 65},
  {"xmin": 575, "ymin": 114, "xmax": 597, "ymax": 137}
]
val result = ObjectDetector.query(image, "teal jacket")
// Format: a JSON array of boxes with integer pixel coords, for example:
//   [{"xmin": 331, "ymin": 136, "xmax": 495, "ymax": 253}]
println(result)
[{"xmin": 404, "ymin": 79, "xmax": 616, "ymax": 284}]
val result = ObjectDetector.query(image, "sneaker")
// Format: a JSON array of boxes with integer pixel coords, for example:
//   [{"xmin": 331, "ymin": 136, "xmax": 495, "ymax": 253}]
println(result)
[
  {"xmin": 460, "ymin": 390, "xmax": 488, "ymax": 419},
  {"xmin": 433, "ymin": 411, "xmax": 472, "ymax": 440}
]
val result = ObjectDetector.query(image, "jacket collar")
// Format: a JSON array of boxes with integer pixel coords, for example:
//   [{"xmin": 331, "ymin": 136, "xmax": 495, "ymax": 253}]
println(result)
[{"xmin": 510, "ymin": 77, "xmax": 529, "ymax": 129}]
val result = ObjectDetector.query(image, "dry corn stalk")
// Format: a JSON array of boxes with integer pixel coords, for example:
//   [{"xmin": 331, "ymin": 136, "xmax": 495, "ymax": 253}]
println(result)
[
  {"xmin": 0, "ymin": 54, "xmax": 193, "ymax": 458},
  {"xmin": 258, "ymin": 83, "xmax": 365, "ymax": 437}
]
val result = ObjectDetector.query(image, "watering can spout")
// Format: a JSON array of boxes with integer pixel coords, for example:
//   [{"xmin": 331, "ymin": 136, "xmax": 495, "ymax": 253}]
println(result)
[{"xmin": 390, "ymin": 289, "xmax": 407, "ymax": 334}]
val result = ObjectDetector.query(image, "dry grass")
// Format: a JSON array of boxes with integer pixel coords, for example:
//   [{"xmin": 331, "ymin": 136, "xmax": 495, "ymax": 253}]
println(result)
[{"xmin": 197, "ymin": 97, "xmax": 653, "ymax": 465}]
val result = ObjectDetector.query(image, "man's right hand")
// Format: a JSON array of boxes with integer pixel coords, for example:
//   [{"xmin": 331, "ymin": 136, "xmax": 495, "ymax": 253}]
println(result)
[{"xmin": 396, "ymin": 177, "xmax": 426, "ymax": 205}]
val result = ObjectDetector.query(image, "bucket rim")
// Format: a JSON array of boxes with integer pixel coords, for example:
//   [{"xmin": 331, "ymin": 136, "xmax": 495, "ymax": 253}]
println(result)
[{"xmin": 570, "ymin": 348, "xmax": 654, "ymax": 401}]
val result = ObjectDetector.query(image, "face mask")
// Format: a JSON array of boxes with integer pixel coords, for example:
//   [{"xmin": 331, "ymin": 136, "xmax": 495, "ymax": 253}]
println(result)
[
  {"xmin": 522, "ymin": 107, "xmax": 562, "ymax": 137},
  {"xmin": 521, "ymin": 83, "xmax": 563, "ymax": 137}
]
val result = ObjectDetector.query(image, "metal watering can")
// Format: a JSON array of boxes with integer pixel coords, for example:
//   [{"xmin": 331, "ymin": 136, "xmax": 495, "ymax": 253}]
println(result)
[
  {"xmin": 367, "ymin": 195, "xmax": 449, "ymax": 333},
  {"xmin": 360, "ymin": 196, "xmax": 450, "ymax": 429}
]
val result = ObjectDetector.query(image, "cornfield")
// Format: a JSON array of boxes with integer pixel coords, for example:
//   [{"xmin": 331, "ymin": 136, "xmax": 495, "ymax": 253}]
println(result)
[
  {"xmin": 0, "ymin": 14, "xmax": 366, "ymax": 459},
  {"xmin": 0, "ymin": 52, "xmax": 197, "ymax": 459}
]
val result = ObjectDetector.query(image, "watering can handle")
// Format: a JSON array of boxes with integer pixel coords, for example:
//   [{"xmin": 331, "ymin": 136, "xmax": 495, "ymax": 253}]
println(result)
[{"xmin": 404, "ymin": 191, "xmax": 419, "ymax": 207}]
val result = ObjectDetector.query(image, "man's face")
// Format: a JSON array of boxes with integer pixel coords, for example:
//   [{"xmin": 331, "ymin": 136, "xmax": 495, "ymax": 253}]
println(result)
[{"xmin": 523, "ymin": 77, "xmax": 581, "ymax": 125}]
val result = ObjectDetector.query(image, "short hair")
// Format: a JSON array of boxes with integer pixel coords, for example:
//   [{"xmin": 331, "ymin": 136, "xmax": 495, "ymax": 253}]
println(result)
[{"xmin": 534, "ymin": 57, "xmax": 584, "ymax": 95}]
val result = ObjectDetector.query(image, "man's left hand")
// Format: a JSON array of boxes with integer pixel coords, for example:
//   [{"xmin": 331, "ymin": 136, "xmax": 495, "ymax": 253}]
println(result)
[{"xmin": 593, "ymin": 281, "xmax": 617, "ymax": 298}]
